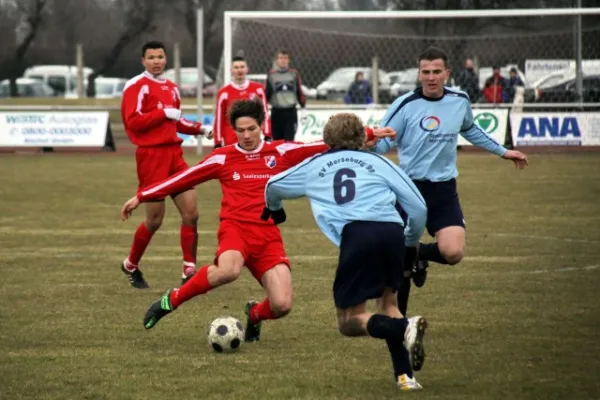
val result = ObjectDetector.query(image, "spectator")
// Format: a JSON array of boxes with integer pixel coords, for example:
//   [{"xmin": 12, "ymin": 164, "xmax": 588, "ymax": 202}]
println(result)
[
  {"xmin": 455, "ymin": 58, "xmax": 480, "ymax": 102},
  {"xmin": 345, "ymin": 71, "xmax": 373, "ymax": 104},
  {"xmin": 506, "ymin": 67, "xmax": 525, "ymax": 103},
  {"xmin": 482, "ymin": 66, "xmax": 507, "ymax": 104}
]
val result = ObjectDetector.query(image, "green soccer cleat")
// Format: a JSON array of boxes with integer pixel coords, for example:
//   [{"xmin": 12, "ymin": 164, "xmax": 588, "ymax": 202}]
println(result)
[
  {"xmin": 143, "ymin": 289, "xmax": 175, "ymax": 330},
  {"xmin": 244, "ymin": 300, "xmax": 262, "ymax": 342}
]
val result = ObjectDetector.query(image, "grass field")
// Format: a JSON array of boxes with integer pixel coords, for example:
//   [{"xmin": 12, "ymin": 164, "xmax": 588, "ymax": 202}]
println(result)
[{"xmin": 1, "ymin": 152, "xmax": 600, "ymax": 400}]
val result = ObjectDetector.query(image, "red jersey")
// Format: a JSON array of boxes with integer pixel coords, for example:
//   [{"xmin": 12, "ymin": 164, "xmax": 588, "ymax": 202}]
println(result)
[
  {"xmin": 121, "ymin": 71, "xmax": 202, "ymax": 147},
  {"xmin": 137, "ymin": 140, "xmax": 329, "ymax": 224},
  {"xmin": 214, "ymin": 80, "xmax": 270, "ymax": 146}
]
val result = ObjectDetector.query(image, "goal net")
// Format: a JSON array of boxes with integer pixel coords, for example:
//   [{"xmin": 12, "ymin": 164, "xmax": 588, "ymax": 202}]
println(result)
[{"xmin": 221, "ymin": 9, "xmax": 600, "ymax": 106}]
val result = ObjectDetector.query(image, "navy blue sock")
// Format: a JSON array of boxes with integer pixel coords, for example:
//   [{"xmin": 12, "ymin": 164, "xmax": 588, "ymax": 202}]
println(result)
[
  {"xmin": 419, "ymin": 242, "xmax": 449, "ymax": 264},
  {"xmin": 366, "ymin": 314, "xmax": 408, "ymax": 340},
  {"xmin": 396, "ymin": 277, "xmax": 411, "ymax": 317},
  {"xmin": 386, "ymin": 338, "xmax": 413, "ymax": 379}
]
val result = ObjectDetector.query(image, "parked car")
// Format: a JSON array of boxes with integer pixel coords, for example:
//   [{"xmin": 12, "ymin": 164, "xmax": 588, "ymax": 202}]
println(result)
[
  {"xmin": 0, "ymin": 78, "xmax": 55, "ymax": 97},
  {"xmin": 387, "ymin": 70, "xmax": 405, "ymax": 86},
  {"xmin": 532, "ymin": 75, "xmax": 600, "ymax": 103},
  {"xmin": 390, "ymin": 68, "xmax": 419, "ymax": 97},
  {"xmin": 23, "ymin": 65, "xmax": 93, "ymax": 96},
  {"xmin": 524, "ymin": 71, "xmax": 576, "ymax": 102},
  {"xmin": 316, "ymin": 67, "xmax": 392, "ymax": 102},
  {"xmin": 64, "ymin": 77, "xmax": 127, "ymax": 99},
  {"xmin": 164, "ymin": 68, "xmax": 216, "ymax": 97},
  {"xmin": 246, "ymin": 73, "xmax": 317, "ymax": 100}
]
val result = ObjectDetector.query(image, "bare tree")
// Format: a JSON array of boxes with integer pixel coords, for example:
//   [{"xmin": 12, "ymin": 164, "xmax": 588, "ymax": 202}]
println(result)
[
  {"xmin": 86, "ymin": 0, "xmax": 158, "ymax": 97},
  {"xmin": 0, "ymin": 0, "xmax": 48, "ymax": 96}
]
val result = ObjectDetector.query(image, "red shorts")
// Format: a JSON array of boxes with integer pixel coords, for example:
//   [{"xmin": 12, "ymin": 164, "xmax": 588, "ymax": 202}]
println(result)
[
  {"xmin": 215, "ymin": 220, "xmax": 290, "ymax": 282},
  {"xmin": 136, "ymin": 145, "xmax": 188, "ymax": 190}
]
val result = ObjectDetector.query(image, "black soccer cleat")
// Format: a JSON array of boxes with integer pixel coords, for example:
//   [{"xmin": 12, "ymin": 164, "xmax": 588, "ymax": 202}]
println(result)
[
  {"xmin": 181, "ymin": 271, "xmax": 195, "ymax": 286},
  {"xmin": 412, "ymin": 259, "xmax": 429, "ymax": 288},
  {"xmin": 143, "ymin": 289, "xmax": 175, "ymax": 329},
  {"xmin": 244, "ymin": 300, "xmax": 262, "ymax": 342},
  {"xmin": 121, "ymin": 261, "xmax": 149, "ymax": 289}
]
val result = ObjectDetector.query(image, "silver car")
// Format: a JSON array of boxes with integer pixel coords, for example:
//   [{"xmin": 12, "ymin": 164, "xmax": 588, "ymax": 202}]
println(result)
[{"xmin": 316, "ymin": 67, "xmax": 391, "ymax": 102}]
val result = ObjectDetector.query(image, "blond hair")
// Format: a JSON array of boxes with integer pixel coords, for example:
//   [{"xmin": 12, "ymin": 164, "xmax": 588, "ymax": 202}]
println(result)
[{"xmin": 323, "ymin": 113, "xmax": 365, "ymax": 150}]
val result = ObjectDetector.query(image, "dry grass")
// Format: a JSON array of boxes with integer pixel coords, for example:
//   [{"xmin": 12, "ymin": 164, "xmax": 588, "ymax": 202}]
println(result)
[{"xmin": 1, "ymin": 153, "xmax": 599, "ymax": 400}]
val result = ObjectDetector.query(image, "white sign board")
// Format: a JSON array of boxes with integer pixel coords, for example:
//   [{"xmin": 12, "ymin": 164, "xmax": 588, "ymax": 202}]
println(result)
[
  {"xmin": 295, "ymin": 108, "xmax": 508, "ymax": 146},
  {"xmin": 0, "ymin": 112, "xmax": 110, "ymax": 147},
  {"xmin": 510, "ymin": 112, "xmax": 600, "ymax": 146}
]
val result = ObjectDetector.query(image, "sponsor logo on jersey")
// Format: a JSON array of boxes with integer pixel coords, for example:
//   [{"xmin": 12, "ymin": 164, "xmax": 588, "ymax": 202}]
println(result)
[
  {"xmin": 232, "ymin": 171, "xmax": 240, "ymax": 181},
  {"xmin": 420, "ymin": 116, "xmax": 441, "ymax": 132}
]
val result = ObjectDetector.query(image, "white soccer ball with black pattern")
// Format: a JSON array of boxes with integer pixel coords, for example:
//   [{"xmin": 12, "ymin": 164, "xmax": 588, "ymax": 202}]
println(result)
[{"xmin": 207, "ymin": 316, "xmax": 244, "ymax": 353}]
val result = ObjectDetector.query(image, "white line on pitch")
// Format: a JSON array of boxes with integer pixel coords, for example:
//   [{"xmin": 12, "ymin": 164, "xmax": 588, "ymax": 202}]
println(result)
[{"xmin": 490, "ymin": 233, "xmax": 600, "ymax": 244}]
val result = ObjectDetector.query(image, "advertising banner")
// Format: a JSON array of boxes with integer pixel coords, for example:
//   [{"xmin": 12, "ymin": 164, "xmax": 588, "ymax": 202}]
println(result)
[{"xmin": 0, "ymin": 112, "xmax": 110, "ymax": 147}]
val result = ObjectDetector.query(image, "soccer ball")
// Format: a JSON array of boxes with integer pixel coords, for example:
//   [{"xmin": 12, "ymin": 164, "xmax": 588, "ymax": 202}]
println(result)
[{"xmin": 207, "ymin": 316, "xmax": 244, "ymax": 353}]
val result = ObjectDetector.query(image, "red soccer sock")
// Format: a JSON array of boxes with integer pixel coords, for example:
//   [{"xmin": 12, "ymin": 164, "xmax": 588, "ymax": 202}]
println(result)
[
  {"xmin": 127, "ymin": 223, "xmax": 155, "ymax": 268},
  {"xmin": 170, "ymin": 265, "xmax": 212, "ymax": 308},
  {"xmin": 180, "ymin": 224, "xmax": 198, "ymax": 273},
  {"xmin": 249, "ymin": 298, "xmax": 277, "ymax": 324}
]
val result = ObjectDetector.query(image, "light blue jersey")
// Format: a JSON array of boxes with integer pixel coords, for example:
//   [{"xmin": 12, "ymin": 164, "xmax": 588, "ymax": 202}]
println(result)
[
  {"xmin": 374, "ymin": 87, "xmax": 507, "ymax": 182},
  {"xmin": 264, "ymin": 149, "xmax": 427, "ymax": 247}
]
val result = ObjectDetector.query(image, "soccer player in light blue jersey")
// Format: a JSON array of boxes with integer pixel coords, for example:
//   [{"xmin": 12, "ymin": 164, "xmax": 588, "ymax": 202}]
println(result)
[
  {"xmin": 263, "ymin": 113, "xmax": 429, "ymax": 390},
  {"xmin": 373, "ymin": 46, "xmax": 529, "ymax": 314}
]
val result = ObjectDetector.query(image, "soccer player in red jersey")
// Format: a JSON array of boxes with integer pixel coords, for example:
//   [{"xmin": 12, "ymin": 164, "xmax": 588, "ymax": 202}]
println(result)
[
  {"xmin": 120, "ymin": 99, "xmax": 395, "ymax": 341},
  {"xmin": 120, "ymin": 40, "xmax": 211, "ymax": 289},
  {"xmin": 213, "ymin": 56, "xmax": 270, "ymax": 148}
]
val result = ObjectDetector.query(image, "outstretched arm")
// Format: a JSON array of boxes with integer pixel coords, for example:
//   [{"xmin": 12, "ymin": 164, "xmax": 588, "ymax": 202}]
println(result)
[
  {"xmin": 460, "ymin": 103, "xmax": 528, "ymax": 168},
  {"xmin": 121, "ymin": 153, "xmax": 225, "ymax": 220}
]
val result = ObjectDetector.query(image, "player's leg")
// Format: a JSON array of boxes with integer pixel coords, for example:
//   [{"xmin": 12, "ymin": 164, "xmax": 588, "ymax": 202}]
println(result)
[
  {"xmin": 121, "ymin": 201, "xmax": 165, "ymax": 288},
  {"xmin": 169, "ymin": 146, "xmax": 199, "ymax": 284},
  {"xmin": 283, "ymin": 108, "xmax": 298, "ymax": 142},
  {"xmin": 243, "ymin": 227, "xmax": 292, "ymax": 342},
  {"xmin": 143, "ymin": 249, "xmax": 246, "ymax": 329},
  {"xmin": 412, "ymin": 179, "xmax": 466, "ymax": 288},
  {"xmin": 270, "ymin": 109, "xmax": 284, "ymax": 141},
  {"xmin": 122, "ymin": 147, "xmax": 167, "ymax": 288},
  {"xmin": 244, "ymin": 263, "xmax": 292, "ymax": 342},
  {"xmin": 378, "ymin": 288, "xmax": 428, "ymax": 373},
  {"xmin": 429, "ymin": 225, "xmax": 465, "ymax": 265},
  {"xmin": 143, "ymin": 221, "xmax": 248, "ymax": 329},
  {"xmin": 172, "ymin": 189, "xmax": 200, "ymax": 284},
  {"xmin": 335, "ymin": 300, "xmax": 421, "ymax": 390}
]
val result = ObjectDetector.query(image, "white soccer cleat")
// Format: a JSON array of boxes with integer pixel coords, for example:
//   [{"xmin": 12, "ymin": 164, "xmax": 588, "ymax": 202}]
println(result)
[
  {"xmin": 404, "ymin": 316, "xmax": 428, "ymax": 371},
  {"xmin": 397, "ymin": 374, "xmax": 423, "ymax": 391}
]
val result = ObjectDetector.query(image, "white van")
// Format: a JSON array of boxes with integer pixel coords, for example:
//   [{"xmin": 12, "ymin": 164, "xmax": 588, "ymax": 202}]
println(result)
[
  {"xmin": 64, "ymin": 77, "xmax": 127, "ymax": 99},
  {"xmin": 23, "ymin": 65, "xmax": 93, "ymax": 96}
]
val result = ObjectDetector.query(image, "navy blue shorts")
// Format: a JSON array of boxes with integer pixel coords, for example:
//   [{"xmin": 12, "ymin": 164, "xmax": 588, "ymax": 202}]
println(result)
[
  {"xmin": 333, "ymin": 221, "xmax": 406, "ymax": 309},
  {"xmin": 412, "ymin": 178, "xmax": 465, "ymax": 237}
]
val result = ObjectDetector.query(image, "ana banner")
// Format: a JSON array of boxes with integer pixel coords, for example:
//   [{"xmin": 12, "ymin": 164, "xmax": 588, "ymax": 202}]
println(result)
[
  {"xmin": 0, "ymin": 112, "xmax": 110, "ymax": 147},
  {"xmin": 509, "ymin": 112, "xmax": 600, "ymax": 146}
]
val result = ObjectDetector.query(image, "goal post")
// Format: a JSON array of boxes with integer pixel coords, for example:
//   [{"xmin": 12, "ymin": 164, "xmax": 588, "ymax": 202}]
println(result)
[{"xmin": 222, "ymin": 8, "xmax": 600, "ymax": 107}]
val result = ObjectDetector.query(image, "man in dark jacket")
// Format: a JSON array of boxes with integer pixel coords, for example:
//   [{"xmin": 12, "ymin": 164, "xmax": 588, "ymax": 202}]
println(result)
[
  {"xmin": 455, "ymin": 59, "xmax": 480, "ymax": 102},
  {"xmin": 506, "ymin": 67, "xmax": 525, "ymax": 103},
  {"xmin": 266, "ymin": 50, "xmax": 306, "ymax": 142}
]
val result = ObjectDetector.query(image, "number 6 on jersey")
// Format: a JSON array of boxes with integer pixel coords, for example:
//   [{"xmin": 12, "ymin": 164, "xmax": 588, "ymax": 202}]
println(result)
[{"xmin": 333, "ymin": 168, "xmax": 357, "ymax": 205}]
